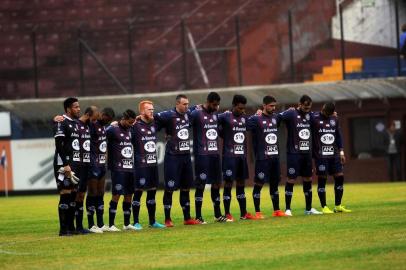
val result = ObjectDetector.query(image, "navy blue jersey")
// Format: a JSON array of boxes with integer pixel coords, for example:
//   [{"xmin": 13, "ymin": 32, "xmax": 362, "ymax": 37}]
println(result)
[
  {"xmin": 311, "ymin": 112, "xmax": 343, "ymax": 159},
  {"xmin": 106, "ymin": 124, "xmax": 133, "ymax": 172},
  {"xmin": 218, "ymin": 112, "xmax": 248, "ymax": 157},
  {"xmin": 131, "ymin": 120, "xmax": 158, "ymax": 168},
  {"xmin": 247, "ymin": 113, "xmax": 281, "ymax": 160},
  {"xmin": 189, "ymin": 107, "xmax": 219, "ymax": 156},
  {"xmin": 279, "ymin": 109, "xmax": 313, "ymax": 154},
  {"xmin": 154, "ymin": 108, "xmax": 191, "ymax": 155},
  {"xmin": 89, "ymin": 120, "xmax": 107, "ymax": 167},
  {"xmin": 77, "ymin": 120, "xmax": 91, "ymax": 165},
  {"xmin": 53, "ymin": 115, "xmax": 80, "ymax": 166}
]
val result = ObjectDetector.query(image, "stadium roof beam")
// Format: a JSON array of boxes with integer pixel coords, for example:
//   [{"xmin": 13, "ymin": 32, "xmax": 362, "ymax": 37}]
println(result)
[{"xmin": 0, "ymin": 77, "xmax": 405, "ymax": 121}]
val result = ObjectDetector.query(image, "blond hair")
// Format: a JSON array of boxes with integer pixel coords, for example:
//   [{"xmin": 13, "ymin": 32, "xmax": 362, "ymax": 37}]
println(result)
[{"xmin": 138, "ymin": 100, "xmax": 154, "ymax": 114}]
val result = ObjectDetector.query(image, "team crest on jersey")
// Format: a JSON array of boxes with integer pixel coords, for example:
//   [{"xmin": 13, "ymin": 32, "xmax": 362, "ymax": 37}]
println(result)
[
  {"xmin": 151, "ymin": 126, "xmax": 155, "ymax": 133},
  {"xmin": 330, "ymin": 119, "xmax": 336, "ymax": 126},
  {"xmin": 184, "ymin": 114, "xmax": 189, "ymax": 121},
  {"xmin": 200, "ymin": 173, "xmax": 207, "ymax": 180},
  {"xmin": 305, "ymin": 114, "xmax": 310, "ymax": 120},
  {"xmin": 168, "ymin": 180, "xmax": 175, "ymax": 188},
  {"xmin": 139, "ymin": 178, "xmax": 146, "ymax": 186},
  {"xmin": 213, "ymin": 115, "xmax": 217, "ymax": 121},
  {"xmin": 226, "ymin": 170, "xmax": 232, "ymax": 176},
  {"xmin": 258, "ymin": 172, "xmax": 265, "ymax": 179},
  {"xmin": 272, "ymin": 118, "xmax": 277, "ymax": 125},
  {"xmin": 288, "ymin": 168, "xmax": 295, "ymax": 175},
  {"xmin": 241, "ymin": 118, "xmax": 245, "ymax": 124},
  {"xmin": 115, "ymin": 184, "xmax": 122, "ymax": 191},
  {"xmin": 319, "ymin": 165, "xmax": 326, "ymax": 171}
]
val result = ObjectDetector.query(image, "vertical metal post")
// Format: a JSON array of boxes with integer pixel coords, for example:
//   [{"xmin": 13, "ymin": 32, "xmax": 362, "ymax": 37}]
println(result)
[
  {"xmin": 181, "ymin": 19, "xmax": 188, "ymax": 89},
  {"xmin": 128, "ymin": 22, "xmax": 135, "ymax": 92},
  {"xmin": 339, "ymin": 4, "xmax": 346, "ymax": 80},
  {"xmin": 78, "ymin": 28, "xmax": 85, "ymax": 96},
  {"xmin": 31, "ymin": 28, "xmax": 39, "ymax": 98},
  {"xmin": 288, "ymin": 10, "xmax": 295, "ymax": 82},
  {"xmin": 235, "ymin": 16, "xmax": 243, "ymax": 86},
  {"xmin": 223, "ymin": 50, "xmax": 229, "ymax": 87},
  {"xmin": 395, "ymin": 0, "xmax": 401, "ymax": 76}
]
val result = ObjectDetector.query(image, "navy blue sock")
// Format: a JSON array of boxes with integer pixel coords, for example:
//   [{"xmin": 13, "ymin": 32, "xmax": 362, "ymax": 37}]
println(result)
[
  {"xmin": 75, "ymin": 201, "xmax": 84, "ymax": 230},
  {"xmin": 285, "ymin": 182, "xmax": 294, "ymax": 210},
  {"xmin": 86, "ymin": 195, "xmax": 95, "ymax": 228},
  {"xmin": 58, "ymin": 194, "xmax": 70, "ymax": 233},
  {"xmin": 68, "ymin": 192, "xmax": 76, "ymax": 231},
  {"xmin": 211, "ymin": 187, "xmax": 222, "ymax": 218},
  {"xmin": 108, "ymin": 200, "xmax": 118, "ymax": 227},
  {"xmin": 270, "ymin": 181, "xmax": 280, "ymax": 211},
  {"xmin": 334, "ymin": 175, "xmax": 344, "ymax": 206},
  {"xmin": 163, "ymin": 191, "xmax": 173, "ymax": 221},
  {"xmin": 195, "ymin": 188, "xmax": 204, "ymax": 219},
  {"xmin": 96, "ymin": 195, "xmax": 105, "ymax": 227},
  {"xmin": 236, "ymin": 185, "xmax": 247, "ymax": 217},
  {"xmin": 253, "ymin": 184, "xmax": 262, "ymax": 212},
  {"xmin": 303, "ymin": 181, "xmax": 312, "ymax": 211},
  {"xmin": 146, "ymin": 190, "xmax": 157, "ymax": 225},
  {"xmin": 122, "ymin": 201, "xmax": 131, "ymax": 226},
  {"xmin": 223, "ymin": 186, "xmax": 232, "ymax": 215},
  {"xmin": 318, "ymin": 176, "xmax": 327, "ymax": 207},
  {"xmin": 180, "ymin": 190, "xmax": 191, "ymax": 220},
  {"xmin": 132, "ymin": 190, "xmax": 143, "ymax": 224}
]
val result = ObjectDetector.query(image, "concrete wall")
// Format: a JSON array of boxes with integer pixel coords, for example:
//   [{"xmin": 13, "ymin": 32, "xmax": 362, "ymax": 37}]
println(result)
[{"xmin": 332, "ymin": 0, "xmax": 406, "ymax": 48}]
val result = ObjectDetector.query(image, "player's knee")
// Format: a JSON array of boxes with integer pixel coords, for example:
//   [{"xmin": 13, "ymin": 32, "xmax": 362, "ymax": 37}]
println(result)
[
  {"xmin": 236, "ymin": 180, "xmax": 245, "ymax": 187},
  {"xmin": 224, "ymin": 181, "xmax": 233, "ymax": 188},
  {"xmin": 76, "ymin": 192, "xmax": 85, "ymax": 202},
  {"xmin": 287, "ymin": 178, "xmax": 296, "ymax": 184},
  {"xmin": 111, "ymin": 195, "xmax": 120, "ymax": 202}
]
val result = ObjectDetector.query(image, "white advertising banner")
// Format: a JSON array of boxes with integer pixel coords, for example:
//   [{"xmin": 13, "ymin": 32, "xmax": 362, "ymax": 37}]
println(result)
[{"xmin": 11, "ymin": 138, "xmax": 55, "ymax": 190}]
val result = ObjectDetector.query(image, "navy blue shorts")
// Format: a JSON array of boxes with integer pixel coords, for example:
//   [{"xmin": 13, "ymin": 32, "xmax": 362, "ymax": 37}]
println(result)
[
  {"xmin": 254, "ymin": 158, "xmax": 281, "ymax": 184},
  {"xmin": 286, "ymin": 153, "xmax": 313, "ymax": 179},
  {"xmin": 134, "ymin": 166, "xmax": 159, "ymax": 190},
  {"xmin": 315, "ymin": 156, "xmax": 343, "ymax": 176},
  {"xmin": 111, "ymin": 170, "xmax": 134, "ymax": 195},
  {"xmin": 76, "ymin": 165, "xmax": 90, "ymax": 192},
  {"xmin": 88, "ymin": 165, "xmax": 106, "ymax": 180},
  {"xmin": 164, "ymin": 154, "xmax": 193, "ymax": 191},
  {"xmin": 194, "ymin": 154, "xmax": 222, "ymax": 186},
  {"xmin": 222, "ymin": 156, "xmax": 249, "ymax": 182}
]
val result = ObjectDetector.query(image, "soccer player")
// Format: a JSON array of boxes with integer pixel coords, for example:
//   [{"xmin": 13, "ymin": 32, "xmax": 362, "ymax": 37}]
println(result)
[
  {"xmin": 312, "ymin": 103, "xmax": 351, "ymax": 213},
  {"xmin": 154, "ymin": 94, "xmax": 200, "ymax": 227},
  {"xmin": 218, "ymin": 94, "xmax": 256, "ymax": 221},
  {"xmin": 72, "ymin": 106, "xmax": 98, "ymax": 234},
  {"xmin": 53, "ymin": 97, "xmax": 81, "ymax": 236},
  {"xmin": 279, "ymin": 95, "xmax": 322, "ymax": 216},
  {"xmin": 190, "ymin": 92, "xmax": 228, "ymax": 223},
  {"xmin": 247, "ymin": 95, "xmax": 286, "ymax": 218},
  {"xmin": 106, "ymin": 109, "xmax": 137, "ymax": 231},
  {"xmin": 86, "ymin": 107, "xmax": 115, "ymax": 233},
  {"xmin": 131, "ymin": 101, "xmax": 165, "ymax": 229}
]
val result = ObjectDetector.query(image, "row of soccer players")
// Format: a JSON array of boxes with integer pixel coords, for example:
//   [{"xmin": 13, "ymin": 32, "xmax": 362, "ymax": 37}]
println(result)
[{"xmin": 53, "ymin": 92, "xmax": 351, "ymax": 236}]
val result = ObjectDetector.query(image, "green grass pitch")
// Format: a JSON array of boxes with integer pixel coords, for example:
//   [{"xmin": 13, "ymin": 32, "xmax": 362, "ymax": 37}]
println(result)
[{"xmin": 0, "ymin": 182, "xmax": 405, "ymax": 270}]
